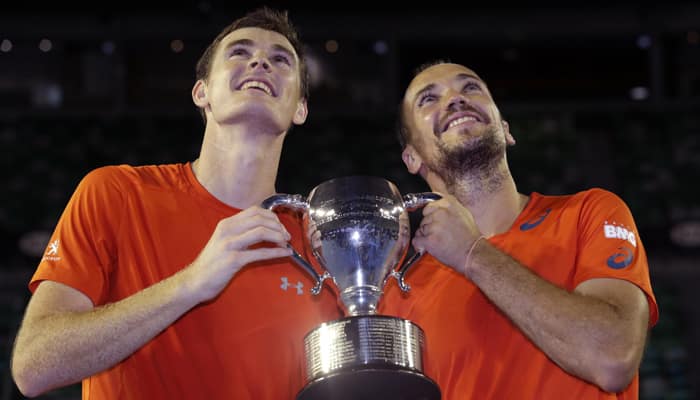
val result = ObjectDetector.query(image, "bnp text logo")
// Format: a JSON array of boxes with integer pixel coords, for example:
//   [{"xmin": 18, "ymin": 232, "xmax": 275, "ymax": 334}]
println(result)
[{"xmin": 603, "ymin": 222, "xmax": 636, "ymax": 247}]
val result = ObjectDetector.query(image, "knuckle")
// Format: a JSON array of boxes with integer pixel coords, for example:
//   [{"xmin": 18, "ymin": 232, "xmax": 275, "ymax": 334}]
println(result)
[{"xmin": 226, "ymin": 240, "xmax": 240, "ymax": 251}]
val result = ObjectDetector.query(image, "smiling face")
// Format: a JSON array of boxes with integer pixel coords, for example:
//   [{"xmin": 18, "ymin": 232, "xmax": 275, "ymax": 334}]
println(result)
[
  {"xmin": 192, "ymin": 27, "xmax": 307, "ymax": 133},
  {"xmin": 400, "ymin": 63, "xmax": 514, "ymax": 185}
]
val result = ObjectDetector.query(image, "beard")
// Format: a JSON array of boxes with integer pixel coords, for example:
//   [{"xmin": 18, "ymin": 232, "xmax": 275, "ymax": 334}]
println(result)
[{"xmin": 426, "ymin": 125, "xmax": 508, "ymax": 194}]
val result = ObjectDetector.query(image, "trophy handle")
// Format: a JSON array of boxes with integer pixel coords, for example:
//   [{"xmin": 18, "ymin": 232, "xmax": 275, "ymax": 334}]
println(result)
[
  {"xmin": 390, "ymin": 192, "xmax": 442, "ymax": 292},
  {"xmin": 261, "ymin": 194, "xmax": 331, "ymax": 295}
]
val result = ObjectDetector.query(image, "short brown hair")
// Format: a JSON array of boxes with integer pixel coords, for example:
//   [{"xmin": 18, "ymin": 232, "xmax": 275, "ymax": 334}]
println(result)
[{"xmin": 194, "ymin": 7, "xmax": 309, "ymax": 121}]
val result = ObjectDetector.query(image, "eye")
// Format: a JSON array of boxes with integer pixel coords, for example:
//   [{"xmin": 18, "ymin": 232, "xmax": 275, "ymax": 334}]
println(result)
[
  {"xmin": 229, "ymin": 48, "xmax": 249, "ymax": 57},
  {"xmin": 272, "ymin": 54, "xmax": 291, "ymax": 65},
  {"xmin": 417, "ymin": 94, "xmax": 436, "ymax": 107},
  {"xmin": 462, "ymin": 82, "xmax": 481, "ymax": 92}
]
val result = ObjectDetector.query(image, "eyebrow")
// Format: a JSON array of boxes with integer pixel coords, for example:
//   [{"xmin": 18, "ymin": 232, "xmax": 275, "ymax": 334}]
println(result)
[
  {"xmin": 413, "ymin": 83, "xmax": 436, "ymax": 104},
  {"xmin": 412, "ymin": 72, "xmax": 483, "ymax": 103},
  {"xmin": 223, "ymin": 38, "xmax": 296, "ymax": 61},
  {"xmin": 456, "ymin": 72, "xmax": 482, "ymax": 82}
]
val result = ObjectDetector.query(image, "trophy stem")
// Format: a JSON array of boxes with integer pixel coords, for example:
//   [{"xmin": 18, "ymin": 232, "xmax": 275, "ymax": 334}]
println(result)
[{"xmin": 340, "ymin": 286, "xmax": 382, "ymax": 316}]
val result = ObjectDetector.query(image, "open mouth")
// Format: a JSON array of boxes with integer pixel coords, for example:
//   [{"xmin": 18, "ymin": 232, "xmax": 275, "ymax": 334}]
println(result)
[
  {"xmin": 446, "ymin": 116, "xmax": 478, "ymax": 130},
  {"xmin": 237, "ymin": 79, "xmax": 275, "ymax": 96},
  {"xmin": 440, "ymin": 111, "xmax": 486, "ymax": 134}
]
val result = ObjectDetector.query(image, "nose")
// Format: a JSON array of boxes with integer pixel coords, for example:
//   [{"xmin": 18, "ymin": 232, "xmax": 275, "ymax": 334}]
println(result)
[
  {"xmin": 249, "ymin": 54, "xmax": 271, "ymax": 71},
  {"xmin": 446, "ymin": 94, "xmax": 467, "ymax": 112}
]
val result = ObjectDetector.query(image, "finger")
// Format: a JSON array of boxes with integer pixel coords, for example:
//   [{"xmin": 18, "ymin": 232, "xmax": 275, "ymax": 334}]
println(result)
[
  {"xmin": 417, "ymin": 211, "xmax": 434, "ymax": 236},
  {"xmin": 421, "ymin": 202, "xmax": 436, "ymax": 217},
  {"xmin": 230, "ymin": 226, "xmax": 292, "ymax": 249},
  {"xmin": 412, "ymin": 237, "xmax": 426, "ymax": 254},
  {"xmin": 417, "ymin": 222, "xmax": 430, "ymax": 237},
  {"xmin": 238, "ymin": 247, "xmax": 294, "ymax": 264},
  {"xmin": 222, "ymin": 213, "xmax": 291, "ymax": 238},
  {"xmin": 232, "ymin": 206, "xmax": 289, "ymax": 227},
  {"xmin": 421, "ymin": 199, "xmax": 448, "ymax": 216},
  {"xmin": 244, "ymin": 205, "xmax": 285, "ymax": 219}
]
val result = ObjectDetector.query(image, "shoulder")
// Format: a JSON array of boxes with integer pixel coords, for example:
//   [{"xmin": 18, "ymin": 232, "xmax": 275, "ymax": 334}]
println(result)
[
  {"xmin": 76, "ymin": 165, "xmax": 130, "ymax": 194},
  {"xmin": 82, "ymin": 164, "xmax": 133, "ymax": 183},
  {"xmin": 556, "ymin": 188, "xmax": 637, "ymax": 227},
  {"xmin": 536, "ymin": 188, "xmax": 627, "ymax": 210},
  {"xmin": 531, "ymin": 189, "xmax": 633, "ymax": 226},
  {"xmin": 574, "ymin": 188, "xmax": 629, "ymax": 212},
  {"xmin": 80, "ymin": 163, "xmax": 185, "ymax": 192}
]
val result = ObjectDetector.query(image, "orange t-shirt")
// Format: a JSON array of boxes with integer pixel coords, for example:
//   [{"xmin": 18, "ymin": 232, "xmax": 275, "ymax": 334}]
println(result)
[
  {"xmin": 379, "ymin": 188, "xmax": 658, "ymax": 400},
  {"xmin": 30, "ymin": 163, "xmax": 341, "ymax": 400}
]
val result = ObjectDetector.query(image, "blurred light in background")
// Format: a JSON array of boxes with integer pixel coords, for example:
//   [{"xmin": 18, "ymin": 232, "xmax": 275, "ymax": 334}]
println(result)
[
  {"xmin": 18, "ymin": 230, "xmax": 51, "ymax": 258},
  {"xmin": 325, "ymin": 39, "xmax": 339, "ymax": 54},
  {"xmin": 31, "ymin": 83, "xmax": 62, "ymax": 108},
  {"xmin": 101, "ymin": 40, "xmax": 116, "ymax": 55},
  {"xmin": 170, "ymin": 39, "xmax": 185, "ymax": 53},
  {"xmin": 637, "ymin": 34, "xmax": 652, "ymax": 49},
  {"xmin": 670, "ymin": 221, "xmax": 700, "ymax": 248},
  {"xmin": 373, "ymin": 40, "xmax": 388, "ymax": 55},
  {"xmin": 0, "ymin": 39, "xmax": 12, "ymax": 52},
  {"xmin": 630, "ymin": 86, "xmax": 650, "ymax": 100},
  {"xmin": 38, "ymin": 38, "xmax": 52, "ymax": 52}
]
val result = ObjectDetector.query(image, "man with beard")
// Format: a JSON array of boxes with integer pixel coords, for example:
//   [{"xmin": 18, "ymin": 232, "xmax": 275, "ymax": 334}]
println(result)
[
  {"xmin": 11, "ymin": 8, "xmax": 340, "ymax": 399},
  {"xmin": 378, "ymin": 62, "xmax": 658, "ymax": 399}
]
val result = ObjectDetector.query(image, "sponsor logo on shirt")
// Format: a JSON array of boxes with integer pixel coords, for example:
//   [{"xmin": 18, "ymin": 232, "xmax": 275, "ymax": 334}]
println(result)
[
  {"xmin": 41, "ymin": 239, "xmax": 61, "ymax": 262},
  {"xmin": 603, "ymin": 221, "xmax": 637, "ymax": 247},
  {"xmin": 607, "ymin": 246, "xmax": 634, "ymax": 269},
  {"xmin": 280, "ymin": 277, "xmax": 304, "ymax": 295},
  {"xmin": 520, "ymin": 208, "xmax": 552, "ymax": 231}
]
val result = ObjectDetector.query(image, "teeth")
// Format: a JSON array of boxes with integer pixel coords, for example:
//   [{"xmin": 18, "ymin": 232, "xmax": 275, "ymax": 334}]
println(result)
[
  {"xmin": 241, "ymin": 81, "xmax": 272, "ymax": 96},
  {"xmin": 447, "ymin": 116, "xmax": 477, "ymax": 129}
]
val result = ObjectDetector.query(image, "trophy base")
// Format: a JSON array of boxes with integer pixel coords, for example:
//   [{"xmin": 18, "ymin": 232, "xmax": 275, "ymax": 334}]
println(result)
[{"xmin": 296, "ymin": 368, "xmax": 441, "ymax": 400}]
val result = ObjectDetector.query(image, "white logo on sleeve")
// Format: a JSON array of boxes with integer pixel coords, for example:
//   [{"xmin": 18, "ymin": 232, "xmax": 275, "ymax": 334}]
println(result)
[
  {"xmin": 42, "ymin": 239, "xmax": 62, "ymax": 262},
  {"xmin": 280, "ymin": 277, "xmax": 304, "ymax": 295},
  {"xmin": 603, "ymin": 222, "xmax": 637, "ymax": 247}
]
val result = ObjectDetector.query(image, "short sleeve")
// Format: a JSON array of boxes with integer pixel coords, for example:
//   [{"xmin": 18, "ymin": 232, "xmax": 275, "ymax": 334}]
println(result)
[
  {"xmin": 573, "ymin": 189, "xmax": 658, "ymax": 326},
  {"xmin": 29, "ymin": 166, "xmax": 125, "ymax": 305}
]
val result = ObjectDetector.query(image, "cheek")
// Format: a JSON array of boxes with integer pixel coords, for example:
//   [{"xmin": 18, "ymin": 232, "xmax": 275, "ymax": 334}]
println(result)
[
  {"xmin": 416, "ymin": 112, "xmax": 434, "ymax": 132},
  {"xmin": 208, "ymin": 71, "xmax": 234, "ymax": 92}
]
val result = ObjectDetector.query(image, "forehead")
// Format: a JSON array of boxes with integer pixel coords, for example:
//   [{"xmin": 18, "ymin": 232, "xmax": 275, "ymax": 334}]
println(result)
[
  {"xmin": 218, "ymin": 27, "xmax": 297, "ymax": 57},
  {"xmin": 404, "ymin": 63, "xmax": 485, "ymax": 101}
]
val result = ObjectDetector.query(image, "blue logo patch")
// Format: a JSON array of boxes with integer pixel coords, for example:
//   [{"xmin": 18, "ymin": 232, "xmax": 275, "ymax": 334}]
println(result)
[
  {"xmin": 520, "ymin": 208, "xmax": 552, "ymax": 231},
  {"xmin": 606, "ymin": 246, "xmax": 634, "ymax": 269}
]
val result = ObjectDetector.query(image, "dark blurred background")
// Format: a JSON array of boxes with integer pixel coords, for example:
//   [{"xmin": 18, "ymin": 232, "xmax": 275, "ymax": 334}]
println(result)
[{"xmin": 1, "ymin": 2, "xmax": 699, "ymax": 399}]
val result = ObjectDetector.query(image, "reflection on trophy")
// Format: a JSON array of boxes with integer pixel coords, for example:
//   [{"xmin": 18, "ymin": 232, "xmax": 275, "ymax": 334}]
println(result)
[{"xmin": 262, "ymin": 176, "xmax": 441, "ymax": 400}]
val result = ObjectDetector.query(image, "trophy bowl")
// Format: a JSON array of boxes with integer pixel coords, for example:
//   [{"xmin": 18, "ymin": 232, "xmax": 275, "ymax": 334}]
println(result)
[{"xmin": 262, "ymin": 176, "xmax": 441, "ymax": 400}]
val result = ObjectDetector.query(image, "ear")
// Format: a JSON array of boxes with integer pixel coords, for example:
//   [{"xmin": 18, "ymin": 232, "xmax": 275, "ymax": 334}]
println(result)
[
  {"xmin": 292, "ymin": 99, "xmax": 308, "ymax": 125},
  {"xmin": 502, "ymin": 120, "xmax": 516, "ymax": 145},
  {"xmin": 192, "ymin": 80, "xmax": 208, "ymax": 108},
  {"xmin": 401, "ymin": 144, "xmax": 423, "ymax": 175}
]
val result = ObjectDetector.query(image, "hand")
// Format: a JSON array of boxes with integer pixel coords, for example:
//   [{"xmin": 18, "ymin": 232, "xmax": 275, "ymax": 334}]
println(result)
[
  {"xmin": 413, "ymin": 194, "xmax": 481, "ymax": 273},
  {"xmin": 186, "ymin": 206, "xmax": 293, "ymax": 302}
]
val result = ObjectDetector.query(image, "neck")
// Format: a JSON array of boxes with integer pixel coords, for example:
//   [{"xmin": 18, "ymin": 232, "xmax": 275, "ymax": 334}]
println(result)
[
  {"xmin": 443, "ymin": 159, "xmax": 528, "ymax": 237},
  {"xmin": 193, "ymin": 124, "xmax": 285, "ymax": 209}
]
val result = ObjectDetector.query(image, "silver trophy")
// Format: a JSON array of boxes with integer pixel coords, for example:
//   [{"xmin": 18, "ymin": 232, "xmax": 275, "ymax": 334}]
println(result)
[{"xmin": 262, "ymin": 176, "xmax": 441, "ymax": 400}]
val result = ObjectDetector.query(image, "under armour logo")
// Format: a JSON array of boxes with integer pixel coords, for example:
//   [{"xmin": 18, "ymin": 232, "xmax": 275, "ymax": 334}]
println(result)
[
  {"xmin": 46, "ymin": 239, "xmax": 60, "ymax": 256},
  {"xmin": 280, "ymin": 277, "xmax": 304, "ymax": 295}
]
